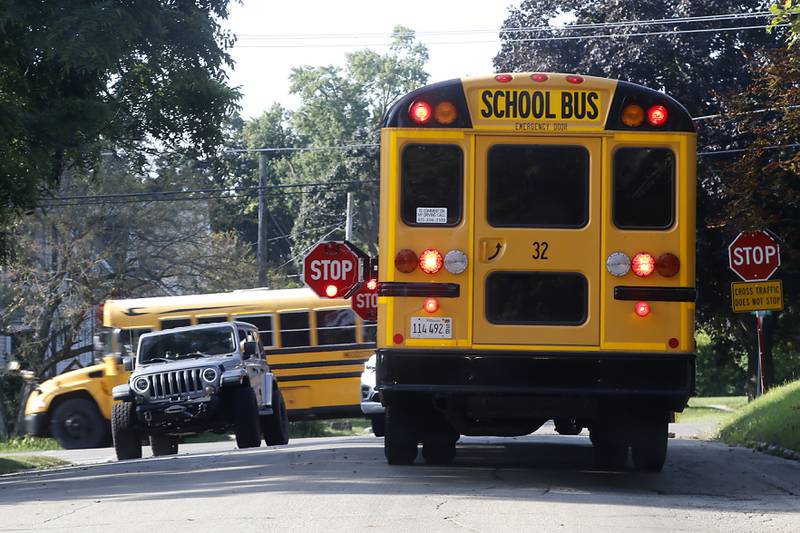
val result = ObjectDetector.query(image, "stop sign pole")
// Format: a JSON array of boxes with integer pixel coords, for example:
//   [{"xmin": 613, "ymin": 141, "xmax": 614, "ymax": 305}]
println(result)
[{"xmin": 728, "ymin": 230, "xmax": 781, "ymax": 397}]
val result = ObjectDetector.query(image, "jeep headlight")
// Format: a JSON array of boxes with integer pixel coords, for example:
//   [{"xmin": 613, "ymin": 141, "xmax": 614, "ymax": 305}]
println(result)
[
  {"xmin": 202, "ymin": 368, "xmax": 218, "ymax": 383},
  {"xmin": 132, "ymin": 377, "xmax": 150, "ymax": 394}
]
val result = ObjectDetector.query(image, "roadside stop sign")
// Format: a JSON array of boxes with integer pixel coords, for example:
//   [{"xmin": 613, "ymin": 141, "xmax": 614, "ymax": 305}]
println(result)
[
  {"xmin": 303, "ymin": 241, "xmax": 365, "ymax": 298},
  {"xmin": 352, "ymin": 279, "xmax": 378, "ymax": 322},
  {"xmin": 728, "ymin": 230, "xmax": 781, "ymax": 282}
]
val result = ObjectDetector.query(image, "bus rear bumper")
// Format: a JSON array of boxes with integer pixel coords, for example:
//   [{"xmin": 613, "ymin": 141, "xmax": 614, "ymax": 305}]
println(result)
[{"xmin": 377, "ymin": 348, "xmax": 695, "ymax": 413}]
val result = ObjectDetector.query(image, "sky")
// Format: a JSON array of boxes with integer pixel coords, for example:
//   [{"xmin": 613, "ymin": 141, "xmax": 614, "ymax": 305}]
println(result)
[{"xmin": 223, "ymin": 0, "xmax": 518, "ymax": 119}]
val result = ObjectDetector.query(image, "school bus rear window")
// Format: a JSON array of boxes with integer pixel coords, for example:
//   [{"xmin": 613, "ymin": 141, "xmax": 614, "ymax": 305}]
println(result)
[
  {"xmin": 487, "ymin": 145, "xmax": 589, "ymax": 228},
  {"xmin": 485, "ymin": 272, "xmax": 588, "ymax": 325},
  {"xmin": 401, "ymin": 144, "xmax": 463, "ymax": 226},
  {"xmin": 613, "ymin": 147, "xmax": 675, "ymax": 229}
]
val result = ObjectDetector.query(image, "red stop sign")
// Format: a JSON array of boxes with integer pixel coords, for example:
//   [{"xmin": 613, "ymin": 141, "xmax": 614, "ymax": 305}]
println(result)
[
  {"xmin": 352, "ymin": 279, "xmax": 378, "ymax": 321},
  {"xmin": 303, "ymin": 241, "xmax": 363, "ymax": 298},
  {"xmin": 728, "ymin": 231, "xmax": 781, "ymax": 281}
]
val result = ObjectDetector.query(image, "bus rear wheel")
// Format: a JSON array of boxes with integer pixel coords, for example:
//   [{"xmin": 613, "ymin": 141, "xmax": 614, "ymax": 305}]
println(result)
[
  {"xmin": 590, "ymin": 424, "xmax": 628, "ymax": 470},
  {"xmin": 384, "ymin": 405, "xmax": 417, "ymax": 465},
  {"xmin": 631, "ymin": 416, "xmax": 668, "ymax": 472}
]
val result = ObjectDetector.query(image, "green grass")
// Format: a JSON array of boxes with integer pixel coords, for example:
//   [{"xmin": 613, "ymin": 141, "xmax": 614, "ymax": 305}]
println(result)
[
  {"xmin": 0, "ymin": 437, "xmax": 61, "ymax": 453},
  {"xmin": 290, "ymin": 418, "xmax": 371, "ymax": 438},
  {"xmin": 681, "ymin": 396, "xmax": 748, "ymax": 422},
  {"xmin": 719, "ymin": 379, "xmax": 800, "ymax": 455},
  {"xmin": 0, "ymin": 456, "xmax": 70, "ymax": 475}
]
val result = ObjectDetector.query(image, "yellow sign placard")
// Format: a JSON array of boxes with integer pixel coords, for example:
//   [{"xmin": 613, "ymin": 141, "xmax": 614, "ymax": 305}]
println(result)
[
  {"xmin": 731, "ymin": 280, "xmax": 783, "ymax": 313},
  {"xmin": 476, "ymin": 89, "xmax": 603, "ymax": 123}
]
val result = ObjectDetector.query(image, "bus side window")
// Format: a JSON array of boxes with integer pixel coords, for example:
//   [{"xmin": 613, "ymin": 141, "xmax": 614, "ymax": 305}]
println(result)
[
  {"xmin": 316, "ymin": 309, "xmax": 356, "ymax": 345},
  {"xmin": 234, "ymin": 314, "xmax": 274, "ymax": 347},
  {"xmin": 160, "ymin": 318, "xmax": 191, "ymax": 330},
  {"xmin": 280, "ymin": 312, "xmax": 310, "ymax": 348},
  {"xmin": 613, "ymin": 147, "xmax": 675, "ymax": 229},
  {"xmin": 362, "ymin": 320, "xmax": 377, "ymax": 343},
  {"xmin": 401, "ymin": 144, "xmax": 463, "ymax": 226}
]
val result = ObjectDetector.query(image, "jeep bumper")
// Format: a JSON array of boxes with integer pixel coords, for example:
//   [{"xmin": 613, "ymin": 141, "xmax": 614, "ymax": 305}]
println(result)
[{"xmin": 25, "ymin": 413, "xmax": 49, "ymax": 437}]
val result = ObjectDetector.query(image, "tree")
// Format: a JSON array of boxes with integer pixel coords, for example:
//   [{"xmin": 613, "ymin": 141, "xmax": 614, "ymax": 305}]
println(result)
[
  {"xmin": 770, "ymin": 0, "xmax": 800, "ymax": 46},
  {"xmin": 0, "ymin": 0, "xmax": 240, "ymax": 258},
  {"xmin": 492, "ymin": 1, "xmax": 791, "ymax": 391}
]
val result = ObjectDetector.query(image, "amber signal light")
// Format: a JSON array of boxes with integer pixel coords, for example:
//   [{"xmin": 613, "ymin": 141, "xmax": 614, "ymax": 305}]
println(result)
[
  {"xmin": 434, "ymin": 101, "xmax": 458, "ymax": 125},
  {"xmin": 655, "ymin": 253, "xmax": 680, "ymax": 277},
  {"xmin": 621, "ymin": 104, "xmax": 645, "ymax": 127},
  {"xmin": 395, "ymin": 249, "xmax": 418, "ymax": 273}
]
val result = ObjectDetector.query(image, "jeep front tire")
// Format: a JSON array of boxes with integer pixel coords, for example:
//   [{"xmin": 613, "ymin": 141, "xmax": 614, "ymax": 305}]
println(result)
[
  {"xmin": 111, "ymin": 401, "xmax": 142, "ymax": 460},
  {"xmin": 233, "ymin": 387, "xmax": 261, "ymax": 449}
]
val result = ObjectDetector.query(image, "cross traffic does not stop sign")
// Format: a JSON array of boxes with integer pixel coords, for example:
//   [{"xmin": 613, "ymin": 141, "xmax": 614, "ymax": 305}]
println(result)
[{"xmin": 728, "ymin": 230, "xmax": 781, "ymax": 282}]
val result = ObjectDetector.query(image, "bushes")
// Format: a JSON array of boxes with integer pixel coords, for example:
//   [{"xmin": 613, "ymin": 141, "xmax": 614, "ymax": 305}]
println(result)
[{"xmin": 0, "ymin": 373, "xmax": 23, "ymax": 435}]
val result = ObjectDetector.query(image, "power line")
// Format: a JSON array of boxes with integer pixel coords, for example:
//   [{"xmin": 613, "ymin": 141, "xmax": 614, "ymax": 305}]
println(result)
[{"xmin": 697, "ymin": 143, "xmax": 800, "ymax": 157}]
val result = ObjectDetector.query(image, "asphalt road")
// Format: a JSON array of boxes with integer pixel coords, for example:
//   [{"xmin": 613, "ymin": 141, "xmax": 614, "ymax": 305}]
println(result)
[{"xmin": 1, "ymin": 428, "xmax": 799, "ymax": 532}]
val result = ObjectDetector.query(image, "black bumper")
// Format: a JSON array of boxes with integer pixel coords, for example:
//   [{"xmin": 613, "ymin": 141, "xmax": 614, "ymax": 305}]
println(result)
[
  {"xmin": 25, "ymin": 413, "xmax": 49, "ymax": 437},
  {"xmin": 377, "ymin": 349, "xmax": 695, "ymax": 411}
]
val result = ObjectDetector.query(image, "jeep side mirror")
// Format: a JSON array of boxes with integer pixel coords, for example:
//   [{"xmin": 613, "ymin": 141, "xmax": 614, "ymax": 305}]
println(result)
[
  {"xmin": 242, "ymin": 341, "xmax": 258, "ymax": 360},
  {"xmin": 123, "ymin": 356, "xmax": 135, "ymax": 371}
]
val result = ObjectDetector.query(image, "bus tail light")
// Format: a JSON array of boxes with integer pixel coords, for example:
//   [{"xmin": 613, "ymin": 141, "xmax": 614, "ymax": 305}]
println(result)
[
  {"xmin": 656, "ymin": 253, "xmax": 680, "ymax": 277},
  {"xmin": 423, "ymin": 298, "xmax": 439, "ymax": 313},
  {"xmin": 444, "ymin": 249, "xmax": 468, "ymax": 274},
  {"xmin": 606, "ymin": 251, "xmax": 631, "ymax": 277},
  {"xmin": 631, "ymin": 252, "xmax": 655, "ymax": 277},
  {"xmin": 634, "ymin": 301, "xmax": 651, "ymax": 317},
  {"xmin": 621, "ymin": 104, "xmax": 645, "ymax": 127},
  {"xmin": 409, "ymin": 100, "xmax": 432, "ymax": 124},
  {"xmin": 647, "ymin": 105, "xmax": 668, "ymax": 126},
  {"xmin": 395, "ymin": 249, "xmax": 418, "ymax": 273},
  {"xmin": 419, "ymin": 248, "xmax": 444, "ymax": 274},
  {"xmin": 434, "ymin": 101, "xmax": 458, "ymax": 125}
]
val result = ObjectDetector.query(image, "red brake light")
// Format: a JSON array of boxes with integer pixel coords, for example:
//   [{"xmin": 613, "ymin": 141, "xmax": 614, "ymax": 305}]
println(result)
[
  {"xmin": 423, "ymin": 298, "xmax": 439, "ymax": 314},
  {"xmin": 410, "ymin": 100, "xmax": 432, "ymax": 124},
  {"xmin": 325, "ymin": 284, "xmax": 338, "ymax": 298},
  {"xmin": 530, "ymin": 73, "xmax": 548, "ymax": 82},
  {"xmin": 655, "ymin": 253, "xmax": 680, "ymax": 277},
  {"xmin": 647, "ymin": 105, "xmax": 668, "ymax": 126},
  {"xmin": 635, "ymin": 301, "xmax": 651, "ymax": 317},
  {"xmin": 419, "ymin": 248, "xmax": 443, "ymax": 274},
  {"xmin": 566, "ymin": 75, "xmax": 584, "ymax": 84},
  {"xmin": 395, "ymin": 249, "xmax": 418, "ymax": 273},
  {"xmin": 495, "ymin": 74, "xmax": 513, "ymax": 83},
  {"xmin": 631, "ymin": 253, "xmax": 655, "ymax": 277}
]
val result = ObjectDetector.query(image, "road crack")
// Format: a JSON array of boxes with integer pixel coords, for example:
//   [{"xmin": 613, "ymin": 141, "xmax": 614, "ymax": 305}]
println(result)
[{"xmin": 42, "ymin": 502, "xmax": 94, "ymax": 524}]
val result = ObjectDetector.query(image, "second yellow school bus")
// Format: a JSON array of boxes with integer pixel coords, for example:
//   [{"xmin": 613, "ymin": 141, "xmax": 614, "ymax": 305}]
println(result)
[{"xmin": 376, "ymin": 73, "xmax": 696, "ymax": 471}]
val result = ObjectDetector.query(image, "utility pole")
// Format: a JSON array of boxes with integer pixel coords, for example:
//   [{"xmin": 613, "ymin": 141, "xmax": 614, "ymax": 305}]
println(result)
[
  {"xmin": 345, "ymin": 192, "xmax": 354, "ymax": 241},
  {"xmin": 257, "ymin": 152, "xmax": 268, "ymax": 286}
]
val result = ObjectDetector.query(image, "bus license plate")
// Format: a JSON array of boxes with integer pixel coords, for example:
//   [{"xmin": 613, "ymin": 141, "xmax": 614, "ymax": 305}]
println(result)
[{"xmin": 410, "ymin": 317, "xmax": 452, "ymax": 339}]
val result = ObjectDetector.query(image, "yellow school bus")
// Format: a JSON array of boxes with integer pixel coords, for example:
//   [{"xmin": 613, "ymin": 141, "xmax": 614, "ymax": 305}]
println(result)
[
  {"xmin": 25, "ymin": 287, "xmax": 375, "ymax": 448},
  {"xmin": 376, "ymin": 73, "xmax": 696, "ymax": 471}
]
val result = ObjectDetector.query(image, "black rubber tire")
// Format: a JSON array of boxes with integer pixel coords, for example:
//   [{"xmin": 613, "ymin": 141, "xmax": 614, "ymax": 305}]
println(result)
[
  {"xmin": 370, "ymin": 414, "xmax": 386, "ymax": 437},
  {"xmin": 150, "ymin": 435, "xmax": 179, "ymax": 456},
  {"xmin": 49, "ymin": 398, "xmax": 109, "ymax": 449},
  {"xmin": 384, "ymin": 405, "xmax": 418, "ymax": 465},
  {"xmin": 422, "ymin": 439, "xmax": 456, "ymax": 465},
  {"xmin": 591, "ymin": 425, "xmax": 628, "ymax": 470},
  {"xmin": 111, "ymin": 402, "xmax": 142, "ymax": 460},
  {"xmin": 261, "ymin": 389, "xmax": 290, "ymax": 446},
  {"xmin": 631, "ymin": 418, "xmax": 669, "ymax": 472},
  {"xmin": 554, "ymin": 418, "xmax": 583, "ymax": 436},
  {"xmin": 234, "ymin": 387, "xmax": 262, "ymax": 449}
]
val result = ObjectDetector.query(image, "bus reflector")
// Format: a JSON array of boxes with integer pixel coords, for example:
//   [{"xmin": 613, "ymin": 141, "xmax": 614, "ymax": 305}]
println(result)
[
  {"xmin": 434, "ymin": 101, "xmax": 458, "ymax": 125},
  {"xmin": 621, "ymin": 104, "xmax": 645, "ymax": 127},
  {"xmin": 444, "ymin": 249, "xmax": 468, "ymax": 274},
  {"xmin": 566, "ymin": 75, "xmax": 584, "ymax": 84},
  {"xmin": 395, "ymin": 249, "xmax": 418, "ymax": 273},
  {"xmin": 410, "ymin": 100, "xmax": 432, "ymax": 124},
  {"xmin": 631, "ymin": 253, "xmax": 655, "ymax": 277},
  {"xmin": 634, "ymin": 301, "xmax": 651, "ymax": 317},
  {"xmin": 530, "ymin": 73, "xmax": 549, "ymax": 82},
  {"xmin": 668, "ymin": 337, "xmax": 679, "ymax": 348},
  {"xmin": 647, "ymin": 105, "xmax": 668, "ymax": 126},
  {"xmin": 655, "ymin": 253, "xmax": 680, "ymax": 277},
  {"xmin": 393, "ymin": 333, "xmax": 404, "ymax": 344},
  {"xmin": 495, "ymin": 74, "xmax": 513, "ymax": 83},
  {"xmin": 606, "ymin": 251, "xmax": 631, "ymax": 277},
  {"xmin": 419, "ymin": 248, "xmax": 444, "ymax": 274},
  {"xmin": 325, "ymin": 284, "xmax": 338, "ymax": 298},
  {"xmin": 423, "ymin": 298, "xmax": 439, "ymax": 313}
]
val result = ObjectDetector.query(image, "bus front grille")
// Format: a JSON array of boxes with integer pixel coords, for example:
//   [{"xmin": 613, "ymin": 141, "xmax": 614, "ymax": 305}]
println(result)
[{"xmin": 148, "ymin": 369, "xmax": 204, "ymax": 399}]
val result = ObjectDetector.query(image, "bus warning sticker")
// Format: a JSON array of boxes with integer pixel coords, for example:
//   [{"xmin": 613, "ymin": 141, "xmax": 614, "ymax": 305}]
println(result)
[{"xmin": 416, "ymin": 207, "xmax": 447, "ymax": 224}]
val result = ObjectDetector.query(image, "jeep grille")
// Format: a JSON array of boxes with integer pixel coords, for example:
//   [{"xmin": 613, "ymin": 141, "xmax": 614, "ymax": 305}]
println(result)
[{"xmin": 147, "ymin": 369, "xmax": 205, "ymax": 399}]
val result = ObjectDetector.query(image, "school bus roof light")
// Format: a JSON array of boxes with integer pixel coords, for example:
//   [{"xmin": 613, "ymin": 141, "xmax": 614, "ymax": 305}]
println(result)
[
  {"xmin": 395, "ymin": 249, "xmax": 418, "ymax": 273},
  {"xmin": 495, "ymin": 74, "xmax": 513, "ymax": 83},
  {"xmin": 409, "ymin": 100, "xmax": 432, "ymax": 124},
  {"xmin": 434, "ymin": 101, "xmax": 458, "ymax": 125},
  {"xmin": 647, "ymin": 105, "xmax": 669, "ymax": 126},
  {"xmin": 634, "ymin": 301, "xmax": 651, "ymax": 317},
  {"xmin": 621, "ymin": 104, "xmax": 645, "ymax": 127},
  {"xmin": 631, "ymin": 252, "xmax": 655, "ymax": 277},
  {"xmin": 419, "ymin": 248, "xmax": 444, "ymax": 274},
  {"xmin": 566, "ymin": 75, "xmax": 584, "ymax": 84},
  {"xmin": 655, "ymin": 253, "xmax": 680, "ymax": 277},
  {"xmin": 530, "ymin": 73, "xmax": 549, "ymax": 82}
]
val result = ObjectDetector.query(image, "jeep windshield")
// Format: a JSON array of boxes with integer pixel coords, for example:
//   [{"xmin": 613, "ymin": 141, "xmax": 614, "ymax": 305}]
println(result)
[{"xmin": 138, "ymin": 326, "xmax": 236, "ymax": 365}]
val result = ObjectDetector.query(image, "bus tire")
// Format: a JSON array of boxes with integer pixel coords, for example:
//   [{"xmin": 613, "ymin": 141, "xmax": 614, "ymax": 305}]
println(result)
[
  {"xmin": 261, "ymin": 389, "xmax": 289, "ymax": 446},
  {"xmin": 554, "ymin": 418, "xmax": 583, "ymax": 436},
  {"xmin": 50, "ymin": 398, "xmax": 109, "ymax": 449},
  {"xmin": 111, "ymin": 402, "xmax": 142, "ymax": 460},
  {"xmin": 150, "ymin": 435, "xmax": 178, "ymax": 456},
  {"xmin": 421, "ymin": 437, "xmax": 456, "ymax": 466},
  {"xmin": 631, "ymin": 417, "xmax": 668, "ymax": 472},
  {"xmin": 234, "ymin": 387, "xmax": 262, "ymax": 449},
  {"xmin": 384, "ymin": 405, "xmax": 417, "ymax": 465},
  {"xmin": 370, "ymin": 414, "xmax": 385, "ymax": 437},
  {"xmin": 591, "ymin": 425, "xmax": 628, "ymax": 470}
]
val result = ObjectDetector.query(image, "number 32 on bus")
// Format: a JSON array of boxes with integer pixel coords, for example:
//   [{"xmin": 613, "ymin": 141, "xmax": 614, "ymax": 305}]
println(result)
[{"xmin": 375, "ymin": 73, "xmax": 696, "ymax": 472}]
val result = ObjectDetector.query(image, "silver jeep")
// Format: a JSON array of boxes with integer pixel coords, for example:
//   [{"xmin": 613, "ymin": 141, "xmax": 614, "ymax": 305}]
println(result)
[{"xmin": 111, "ymin": 321, "xmax": 289, "ymax": 460}]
